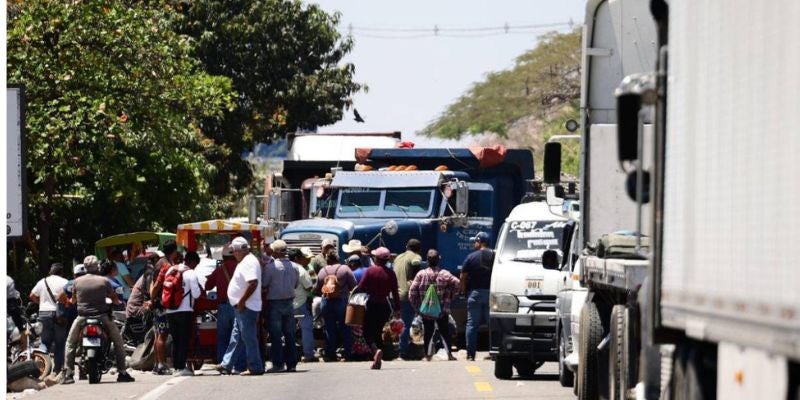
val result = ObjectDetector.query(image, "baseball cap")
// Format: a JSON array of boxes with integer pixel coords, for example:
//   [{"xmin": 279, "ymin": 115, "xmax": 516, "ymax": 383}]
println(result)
[
  {"xmin": 270, "ymin": 240, "xmax": 288, "ymax": 252},
  {"xmin": 299, "ymin": 247, "xmax": 314, "ymax": 259},
  {"xmin": 83, "ymin": 255, "xmax": 100, "ymax": 269},
  {"xmin": 346, "ymin": 254, "xmax": 362, "ymax": 264},
  {"xmin": 73, "ymin": 264, "xmax": 87, "ymax": 276},
  {"xmin": 231, "ymin": 237, "xmax": 250, "ymax": 251},
  {"xmin": 371, "ymin": 247, "xmax": 391, "ymax": 259},
  {"xmin": 470, "ymin": 232, "xmax": 491, "ymax": 244}
]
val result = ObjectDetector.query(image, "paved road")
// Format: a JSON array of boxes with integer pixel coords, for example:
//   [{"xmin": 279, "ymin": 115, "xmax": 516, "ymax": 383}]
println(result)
[{"xmin": 17, "ymin": 353, "xmax": 575, "ymax": 400}]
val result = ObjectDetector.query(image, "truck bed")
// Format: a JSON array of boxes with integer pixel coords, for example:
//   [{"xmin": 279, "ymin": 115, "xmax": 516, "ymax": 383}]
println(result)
[{"xmin": 583, "ymin": 255, "xmax": 648, "ymax": 293}]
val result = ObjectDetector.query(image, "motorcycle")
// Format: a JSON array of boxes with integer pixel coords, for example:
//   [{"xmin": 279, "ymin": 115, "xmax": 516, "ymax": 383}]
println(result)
[
  {"xmin": 77, "ymin": 317, "xmax": 113, "ymax": 384},
  {"xmin": 7, "ymin": 314, "xmax": 54, "ymax": 380}
]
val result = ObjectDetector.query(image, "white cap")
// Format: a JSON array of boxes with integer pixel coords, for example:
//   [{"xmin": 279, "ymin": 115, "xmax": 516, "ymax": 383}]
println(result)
[
  {"xmin": 270, "ymin": 240, "xmax": 288, "ymax": 252},
  {"xmin": 73, "ymin": 264, "xmax": 87, "ymax": 276},
  {"xmin": 231, "ymin": 237, "xmax": 250, "ymax": 251}
]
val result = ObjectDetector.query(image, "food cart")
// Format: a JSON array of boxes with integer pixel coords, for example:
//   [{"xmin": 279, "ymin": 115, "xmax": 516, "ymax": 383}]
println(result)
[{"xmin": 176, "ymin": 219, "xmax": 270, "ymax": 368}]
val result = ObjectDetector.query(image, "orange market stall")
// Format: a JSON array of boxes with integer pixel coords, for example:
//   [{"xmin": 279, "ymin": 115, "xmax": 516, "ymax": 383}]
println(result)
[{"xmin": 175, "ymin": 219, "xmax": 270, "ymax": 369}]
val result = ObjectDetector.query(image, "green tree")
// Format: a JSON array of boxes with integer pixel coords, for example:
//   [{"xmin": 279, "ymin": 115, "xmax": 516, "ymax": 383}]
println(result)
[
  {"xmin": 422, "ymin": 30, "xmax": 581, "ymax": 175},
  {"xmin": 174, "ymin": 0, "xmax": 363, "ymax": 195},
  {"xmin": 7, "ymin": 0, "xmax": 236, "ymax": 273}
]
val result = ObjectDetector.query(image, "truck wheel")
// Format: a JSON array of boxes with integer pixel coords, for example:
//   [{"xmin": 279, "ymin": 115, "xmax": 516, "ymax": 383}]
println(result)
[
  {"xmin": 620, "ymin": 306, "xmax": 640, "ymax": 399},
  {"xmin": 577, "ymin": 301, "xmax": 603, "ymax": 400},
  {"xmin": 7, "ymin": 361, "xmax": 40, "ymax": 383},
  {"xmin": 609, "ymin": 305, "xmax": 625, "ymax": 400},
  {"xmin": 514, "ymin": 359, "xmax": 540, "ymax": 378},
  {"xmin": 494, "ymin": 356, "xmax": 513, "ymax": 380},
  {"xmin": 558, "ymin": 323, "xmax": 575, "ymax": 387}
]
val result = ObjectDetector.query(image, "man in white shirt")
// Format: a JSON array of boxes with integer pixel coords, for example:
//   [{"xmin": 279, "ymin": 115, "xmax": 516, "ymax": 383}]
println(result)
[
  {"xmin": 289, "ymin": 249, "xmax": 316, "ymax": 362},
  {"xmin": 165, "ymin": 251, "xmax": 203, "ymax": 376},
  {"xmin": 216, "ymin": 237, "xmax": 264, "ymax": 376},
  {"xmin": 29, "ymin": 263, "xmax": 69, "ymax": 374}
]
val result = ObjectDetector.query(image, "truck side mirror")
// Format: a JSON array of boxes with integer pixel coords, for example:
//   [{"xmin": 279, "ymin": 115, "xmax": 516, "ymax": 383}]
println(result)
[
  {"xmin": 546, "ymin": 185, "xmax": 564, "ymax": 207},
  {"xmin": 615, "ymin": 73, "xmax": 656, "ymax": 162},
  {"xmin": 454, "ymin": 181, "xmax": 469, "ymax": 215},
  {"xmin": 543, "ymin": 142, "xmax": 562, "ymax": 184},
  {"xmin": 542, "ymin": 249, "xmax": 559, "ymax": 270},
  {"xmin": 267, "ymin": 188, "xmax": 282, "ymax": 221}
]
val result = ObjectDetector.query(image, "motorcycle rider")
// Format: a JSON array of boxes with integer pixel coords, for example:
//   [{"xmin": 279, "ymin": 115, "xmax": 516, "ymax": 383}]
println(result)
[{"xmin": 62, "ymin": 256, "xmax": 135, "ymax": 384}]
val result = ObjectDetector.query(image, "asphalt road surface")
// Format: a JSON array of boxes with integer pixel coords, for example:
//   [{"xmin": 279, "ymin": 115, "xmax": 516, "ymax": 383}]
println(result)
[{"xmin": 14, "ymin": 353, "xmax": 575, "ymax": 400}]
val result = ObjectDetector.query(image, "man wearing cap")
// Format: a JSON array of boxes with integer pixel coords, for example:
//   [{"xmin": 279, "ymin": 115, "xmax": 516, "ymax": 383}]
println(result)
[
  {"xmin": 314, "ymin": 252, "xmax": 357, "ymax": 362},
  {"xmin": 355, "ymin": 247, "xmax": 400, "ymax": 370},
  {"xmin": 392, "ymin": 239, "xmax": 422, "ymax": 359},
  {"xmin": 218, "ymin": 237, "xmax": 264, "ymax": 375},
  {"xmin": 261, "ymin": 240, "xmax": 300, "ymax": 373},
  {"xmin": 309, "ymin": 239, "xmax": 335, "ymax": 275},
  {"xmin": 289, "ymin": 248, "xmax": 317, "ymax": 362},
  {"xmin": 459, "ymin": 232, "xmax": 495, "ymax": 361},
  {"xmin": 343, "ymin": 239, "xmax": 371, "ymax": 269},
  {"xmin": 204, "ymin": 244, "xmax": 246, "ymax": 372},
  {"xmin": 149, "ymin": 240, "xmax": 179, "ymax": 375}
]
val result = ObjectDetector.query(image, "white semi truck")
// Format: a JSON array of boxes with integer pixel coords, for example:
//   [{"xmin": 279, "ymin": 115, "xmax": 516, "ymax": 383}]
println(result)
[{"xmin": 545, "ymin": 1, "xmax": 800, "ymax": 399}]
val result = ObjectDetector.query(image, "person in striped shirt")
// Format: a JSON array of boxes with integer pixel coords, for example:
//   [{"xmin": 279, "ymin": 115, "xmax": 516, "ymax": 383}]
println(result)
[{"xmin": 409, "ymin": 249, "xmax": 460, "ymax": 361}]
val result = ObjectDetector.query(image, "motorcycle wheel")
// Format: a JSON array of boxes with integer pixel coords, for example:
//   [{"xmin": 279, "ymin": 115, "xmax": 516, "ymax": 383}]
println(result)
[
  {"xmin": 30, "ymin": 351, "xmax": 53, "ymax": 380},
  {"xmin": 88, "ymin": 357, "xmax": 102, "ymax": 384}
]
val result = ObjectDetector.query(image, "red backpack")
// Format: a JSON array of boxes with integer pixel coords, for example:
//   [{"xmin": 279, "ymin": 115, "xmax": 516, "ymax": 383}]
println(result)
[{"xmin": 161, "ymin": 266, "xmax": 189, "ymax": 309}]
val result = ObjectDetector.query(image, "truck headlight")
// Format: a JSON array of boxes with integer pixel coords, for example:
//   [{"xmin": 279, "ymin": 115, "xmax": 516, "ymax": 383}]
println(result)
[{"xmin": 490, "ymin": 293, "xmax": 519, "ymax": 313}]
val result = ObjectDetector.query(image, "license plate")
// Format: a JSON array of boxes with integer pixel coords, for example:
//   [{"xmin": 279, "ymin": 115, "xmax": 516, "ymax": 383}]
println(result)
[
  {"xmin": 526, "ymin": 279, "xmax": 543, "ymax": 289},
  {"xmin": 82, "ymin": 337, "xmax": 101, "ymax": 347}
]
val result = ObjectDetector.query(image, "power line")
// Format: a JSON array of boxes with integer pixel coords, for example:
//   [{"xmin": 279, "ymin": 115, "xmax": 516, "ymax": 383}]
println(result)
[
  {"xmin": 341, "ymin": 21, "xmax": 575, "ymax": 40},
  {"xmin": 347, "ymin": 21, "xmax": 572, "ymax": 33}
]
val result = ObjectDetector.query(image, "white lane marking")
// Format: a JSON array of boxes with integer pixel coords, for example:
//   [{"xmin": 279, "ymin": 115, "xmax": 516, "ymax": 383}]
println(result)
[{"xmin": 138, "ymin": 376, "xmax": 188, "ymax": 400}]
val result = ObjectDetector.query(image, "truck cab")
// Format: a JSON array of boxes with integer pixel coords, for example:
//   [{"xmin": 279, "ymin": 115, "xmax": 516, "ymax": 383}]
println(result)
[{"xmin": 488, "ymin": 200, "xmax": 571, "ymax": 379}]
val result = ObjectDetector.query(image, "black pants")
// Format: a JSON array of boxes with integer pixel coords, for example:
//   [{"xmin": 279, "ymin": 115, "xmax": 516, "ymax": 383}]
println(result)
[
  {"xmin": 363, "ymin": 301, "xmax": 391, "ymax": 351},
  {"xmin": 423, "ymin": 313, "xmax": 452, "ymax": 357},
  {"xmin": 167, "ymin": 312, "xmax": 193, "ymax": 370}
]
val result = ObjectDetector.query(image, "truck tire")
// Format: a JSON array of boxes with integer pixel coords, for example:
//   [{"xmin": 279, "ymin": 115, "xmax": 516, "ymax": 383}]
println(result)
[
  {"xmin": 514, "ymin": 359, "xmax": 541, "ymax": 378},
  {"xmin": 558, "ymin": 323, "xmax": 575, "ymax": 387},
  {"xmin": 494, "ymin": 356, "xmax": 513, "ymax": 380},
  {"xmin": 577, "ymin": 301, "xmax": 603, "ymax": 400},
  {"xmin": 621, "ymin": 306, "xmax": 640, "ymax": 399},
  {"xmin": 609, "ymin": 305, "xmax": 625, "ymax": 400},
  {"xmin": 7, "ymin": 361, "xmax": 40, "ymax": 383}
]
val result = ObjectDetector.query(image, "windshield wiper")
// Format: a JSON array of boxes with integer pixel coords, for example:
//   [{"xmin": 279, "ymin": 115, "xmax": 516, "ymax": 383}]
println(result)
[
  {"xmin": 344, "ymin": 202, "xmax": 365, "ymax": 217},
  {"xmin": 510, "ymin": 257, "xmax": 541, "ymax": 263},
  {"xmin": 387, "ymin": 203, "xmax": 411, "ymax": 218}
]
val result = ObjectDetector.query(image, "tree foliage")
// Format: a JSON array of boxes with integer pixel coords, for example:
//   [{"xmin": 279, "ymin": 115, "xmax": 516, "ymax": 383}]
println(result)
[
  {"xmin": 174, "ymin": 0, "xmax": 364, "ymax": 195},
  {"xmin": 7, "ymin": 0, "xmax": 236, "ymax": 272}
]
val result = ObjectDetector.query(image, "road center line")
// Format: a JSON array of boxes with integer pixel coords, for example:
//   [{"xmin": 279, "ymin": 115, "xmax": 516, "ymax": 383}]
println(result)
[
  {"xmin": 474, "ymin": 381, "xmax": 493, "ymax": 392},
  {"xmin": 465, "ymin": 366, "xmax": 481, "ymax": 374},
  {"xmin": 138, "ymin": 376, "xmax": 187, "ymax": 400}
]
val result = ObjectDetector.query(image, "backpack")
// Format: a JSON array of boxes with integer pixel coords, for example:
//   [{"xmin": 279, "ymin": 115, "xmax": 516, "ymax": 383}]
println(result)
[
  {"xmin": 321, "ymin": 265, "xmax": 343, "ymax": 299},
  {"xmin": 419, "ymin": 271, "xmax": 442, "ymax": 318},
  {"xmin": 161, "ymin": 266, "xmax": 189, "ymax": 310}
]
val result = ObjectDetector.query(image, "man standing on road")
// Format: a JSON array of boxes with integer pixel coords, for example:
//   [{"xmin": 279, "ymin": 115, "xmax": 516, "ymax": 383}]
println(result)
[
  {"xmin": 459, "ymin": 232, "xmax": 495, "ymax": 361},
  {"xmin": 309, "ymin": 239, "xmax": 335, "ymax": 275},
  {"xmin": 315, "ymin": 252, "xmax": 358, "ymax": 362},
  {"xmin": 62, "ymin": 259, "xmax": 135, "ymax": 384},
  {"xmin": 149, "ymin": 241, "xmax": 179, "ymax": 375},
  {"xmin": 262, "ymin": 240, "xmax": 300, "ymax": 373},
  {"xmin": 289, "ymin": 248, "xmax": 317, "ymax": 362},
  {"xmin": 204, "ymin": 245, "xmax": 246, "ymax": 372},
  {"xmin": 392, "ymin": 239, "xmax": 422, "ymax": 359},
  {"xmin": 410, "ymin": 249, "xmax": 460, "ymax": 361},
  {"xmin": 217, "ymin": 237, "xmax": 264, "ymax": 376},
  {"xmin": 356, "ymin": 247, "xmax": 400, "ymax": 370},
  {"xmin": 165, "ymin": 251, "xmax": 203, "ymax": 377},
  {"xmin": 29, "ymin": 263, "xmax": 69, "ymax": 375}
]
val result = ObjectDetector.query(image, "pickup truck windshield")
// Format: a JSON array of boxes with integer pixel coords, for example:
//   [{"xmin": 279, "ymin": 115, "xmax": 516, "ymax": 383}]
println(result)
[
  {"xmin": 499, "ymin": 220, "xmax": 567, "ymax": 262},
  {"xmin": 337, "ymin": 188, "xmax": 434, "ymax": 217}
]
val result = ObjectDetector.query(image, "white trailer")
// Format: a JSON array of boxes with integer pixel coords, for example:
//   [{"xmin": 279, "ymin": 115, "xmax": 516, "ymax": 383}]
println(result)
[{"xmin": 545, "ymin": 1, "xmax": 800, "ymax": 399}]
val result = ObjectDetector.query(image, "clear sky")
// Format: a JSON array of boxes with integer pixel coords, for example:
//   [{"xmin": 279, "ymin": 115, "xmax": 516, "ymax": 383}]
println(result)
[{"xmin": 310, "ymin": 0, "xmax": 585, "ymax": 147}]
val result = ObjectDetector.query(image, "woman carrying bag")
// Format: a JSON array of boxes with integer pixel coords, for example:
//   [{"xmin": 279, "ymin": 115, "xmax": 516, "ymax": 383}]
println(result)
[{"xmin": 409, "ymin": 249, "xmax": 460, "ymax": 361}]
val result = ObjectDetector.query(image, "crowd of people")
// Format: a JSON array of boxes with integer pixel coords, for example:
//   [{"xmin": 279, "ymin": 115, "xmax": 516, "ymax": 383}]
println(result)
[{"xmin": 7, "ymin": 231, "xmax": 497, "ymax": 382}]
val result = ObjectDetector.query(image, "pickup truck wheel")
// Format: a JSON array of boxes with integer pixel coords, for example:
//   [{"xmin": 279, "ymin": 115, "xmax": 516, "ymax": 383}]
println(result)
[
  {"xmin": 514, "ymin": 359, "xmax": 539, "ymax": 378},
  {"xmin": 577, "ymin": 301, "xmax": 603, "ymax": 400},
  {"xmin": 558, "ymin": 323, "xmax": 574, "ymax": 387},
  {"xmin": 621, "ymin": 306, "xmax": 640, "ymax": 399},
  {"xmin": 494, "ymin": 356, "xmax": 513, "ymax": 380},
  {"xmin": 609, "ymin": 305, "xmax": 625, "ymax": 400}
]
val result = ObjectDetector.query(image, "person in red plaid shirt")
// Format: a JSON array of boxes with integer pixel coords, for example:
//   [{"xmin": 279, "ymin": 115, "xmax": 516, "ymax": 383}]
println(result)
[{"xmin": 409, "ymin": 249, "xmax": 460, "ymax": 361}]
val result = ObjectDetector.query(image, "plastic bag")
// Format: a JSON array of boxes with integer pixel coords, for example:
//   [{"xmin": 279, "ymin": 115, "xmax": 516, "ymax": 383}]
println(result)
[
  {"xmin": 349, "ymin": 292, "xmax": 369, "ymax": 306},
  {"xmin": 410, "ymin": 315, "xmax": 424, "ymax": 345}
]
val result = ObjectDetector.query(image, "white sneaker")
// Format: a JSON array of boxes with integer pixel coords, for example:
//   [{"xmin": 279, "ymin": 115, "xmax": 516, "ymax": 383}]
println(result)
[{"xmin": 179, "ymin": 368, "xmax": 194, "ymax": 377}]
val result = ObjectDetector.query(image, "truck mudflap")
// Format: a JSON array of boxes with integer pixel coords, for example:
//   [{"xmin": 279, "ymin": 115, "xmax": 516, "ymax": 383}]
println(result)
[{"xmin": 489, "ymin": 302, "xmax": 558, "ymax": 361}]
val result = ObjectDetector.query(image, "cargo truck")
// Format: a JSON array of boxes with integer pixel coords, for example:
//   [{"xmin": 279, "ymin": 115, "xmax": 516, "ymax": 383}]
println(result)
[{"xmin": 544, "ymin": 1, "xmax": 800, "ymax": 399}]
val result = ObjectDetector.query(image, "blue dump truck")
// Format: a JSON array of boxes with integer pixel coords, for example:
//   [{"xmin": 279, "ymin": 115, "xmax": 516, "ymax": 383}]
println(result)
[{"xmin": 276, "ymin": 146, "xmax": 534, "ymax": 334}]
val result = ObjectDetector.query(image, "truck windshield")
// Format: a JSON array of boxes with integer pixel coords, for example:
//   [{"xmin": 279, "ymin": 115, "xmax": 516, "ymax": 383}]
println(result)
[
  {"xmin": 499, "ymin": 220, "xmax": 567, "ymax": 263},
  {"xmin": 336, "ymin": 188, "xmax": 434, "ymax": 217}
]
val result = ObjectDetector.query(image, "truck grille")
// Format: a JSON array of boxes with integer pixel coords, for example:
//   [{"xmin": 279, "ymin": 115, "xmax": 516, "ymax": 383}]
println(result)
[{"xmin": 283, "ymin": 238, "xmax": 328, "ymax": 255}]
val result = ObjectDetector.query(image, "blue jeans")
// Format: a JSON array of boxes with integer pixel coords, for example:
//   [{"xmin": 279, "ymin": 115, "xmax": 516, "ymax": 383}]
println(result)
[
  {"xmin": 221, "ymin": 308, "xmax": 263, "ymax": 374},
  {"xmin": 268, "ymin": 299, "xmax": 297, "ymax": 369},
  {"xmin": 38, "ymin": 312, "xmax": 67, "ymax": 371},
  {"xmin": 294, "ymin": 304, "xmax": 315, "ymax": 359},
  {"xmin": 398, "ymin": 300, "xmax": 415, "ymax": 357},
  {"xmin": 466, "ymin": 289, "xmax": 490, "ymax": 357},
  {"xmin": 217, "ymin": 303, "xmax": 246, "ymax": 371},
  {"xmin": 321, "ymin": 297, "xmax": 351, "ymax": 359}
]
